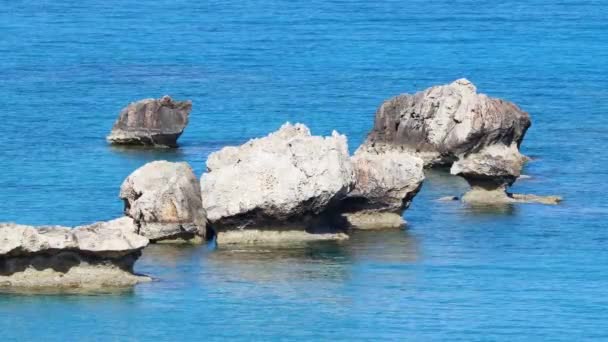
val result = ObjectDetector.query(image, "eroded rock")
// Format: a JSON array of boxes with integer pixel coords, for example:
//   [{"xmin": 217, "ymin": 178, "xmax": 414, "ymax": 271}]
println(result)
[
  {"xmin": 200, "ymin": 123, "xmax": 354, "ymax": 240},
  {"xmin": 120, "ymin": 161, "xmax": 207, "ymax": 243},
  {"xmin": 340, "ymin": 150, "xmax": 424, "ymax": 229},
  {"xmin": 107, "ymin": 96, "xmax": 191, "ymax": 147},
  {"xmin": 0, "ymin": 218, "xmax": 150, "ymax": 289},
  {"xmin": 360, "ymin": 79, "xmax": 561, "ymax": 205},
  {"xmin": 360, "ymin": 78, "xmax": 531, "ymax": 167}
]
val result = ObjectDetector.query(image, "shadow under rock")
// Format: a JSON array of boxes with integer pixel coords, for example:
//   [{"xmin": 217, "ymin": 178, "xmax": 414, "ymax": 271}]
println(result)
[
  {"xmin": 204, "ymin": 239, "xmax": 351, "ymax": 284},
  {"xmin": 203, "ymin": 228, "xmax": 421, "ymax": 283},
  {"xmin": 461, "ymin": 202, "xmax": 518, "ymax": 216}
]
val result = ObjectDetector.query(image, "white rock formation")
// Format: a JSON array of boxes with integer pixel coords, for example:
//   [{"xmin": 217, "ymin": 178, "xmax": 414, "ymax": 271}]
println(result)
[{"xmin": 200, "ymin": 123, "xmax": 355, "ymax": 239}]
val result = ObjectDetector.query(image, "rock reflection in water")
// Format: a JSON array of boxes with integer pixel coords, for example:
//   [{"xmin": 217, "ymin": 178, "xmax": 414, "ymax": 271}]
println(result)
[
  {"xmin": 0, "ymin": 286, "xmax": 136, "ymax": 296},
  {"xmin": 135, "ymin": 230, "xmax": 420, "ymax": 307},
  {"xmin": 461, "ymin": 202, "xmax": 517, "ymax": 216},
  {"xmin": 139, "ymin": 230, "xmax": 420, "ymax": 285},
  {"xmin": 207, "ymin": 240, "xmax": 351, "ymax": 284},
  {"xmin": 345, "ymin": 229, "xmax": 419, "ymax": 263},
  {"xmin": 139, "ymin": 244, "xmax": 212, "ymax": 271}
]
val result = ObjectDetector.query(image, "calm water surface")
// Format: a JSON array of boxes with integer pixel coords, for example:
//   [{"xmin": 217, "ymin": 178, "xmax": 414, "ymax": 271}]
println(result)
[{"xmin": 1, "ymin": 0, "xmax": 607, "ymax": 340}]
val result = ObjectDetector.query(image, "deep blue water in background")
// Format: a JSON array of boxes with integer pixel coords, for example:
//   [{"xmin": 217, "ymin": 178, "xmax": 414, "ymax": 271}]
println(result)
[{"xmin": 1, "ymin": 0, "xmax": 607, "ymax": 340}]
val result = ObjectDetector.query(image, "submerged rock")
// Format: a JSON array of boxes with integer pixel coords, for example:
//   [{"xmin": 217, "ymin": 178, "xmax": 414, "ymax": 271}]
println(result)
[
  {"xmin": 340, "ymin": 149, "xmax": 425, "ymax": 229},
  {"xmin": 216, "ymin": 230, "xmax": 349, "ymax": 245},
  {"xmin": 460, "ymin": 181, "xmax": 562, "ymax": 205},
  {"xmin": 0, "ymin": 217, "xmax": 150, "ymax": 289},
  {"xmin": 360, "ymin": 78, "xmax": 531, "ymax": 167},
  {"xmin": 200, "ymin": 123, "xmax": 354, "ymax": 240},
  {"xmin": 107, "ymin": 96, "xmax": 191, "ymax": 147},
  {"xmin": 437, "ymin": 196, "xmax": 459, "ymax": 202},
  {"xmin": 510, "ymin": 193, "xmax": 562, "ymax": 205},
  {"xmin": 120, "ymin": 161, "xmax": 207, "ymax": 243}
]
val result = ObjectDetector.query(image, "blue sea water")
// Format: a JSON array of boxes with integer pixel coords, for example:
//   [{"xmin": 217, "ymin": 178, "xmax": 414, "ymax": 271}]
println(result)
[{"xmin": 1, "ymin": 0, "xmax": 607, "ymax": 340}]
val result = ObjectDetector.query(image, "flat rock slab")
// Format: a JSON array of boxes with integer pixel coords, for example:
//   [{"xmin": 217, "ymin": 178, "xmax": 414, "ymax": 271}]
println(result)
[
  {"xmin": 0, "ymin": 218, "xmax": 150, "ymax": 289},
  {"xmin": 216, "ymin": 230, "xmax": 349, "ymax": 245}
]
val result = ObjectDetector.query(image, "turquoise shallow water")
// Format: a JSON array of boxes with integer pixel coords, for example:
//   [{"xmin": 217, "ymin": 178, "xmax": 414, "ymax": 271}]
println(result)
[{"xmin": 1, "ymin": 0, "xmax": 608, "ymax": 340}]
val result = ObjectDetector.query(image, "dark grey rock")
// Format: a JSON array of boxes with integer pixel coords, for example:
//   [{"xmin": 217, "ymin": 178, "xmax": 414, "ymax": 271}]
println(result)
[{"xmin": 107, "ymin": 95, "xmax": 191, "ymax": 147}]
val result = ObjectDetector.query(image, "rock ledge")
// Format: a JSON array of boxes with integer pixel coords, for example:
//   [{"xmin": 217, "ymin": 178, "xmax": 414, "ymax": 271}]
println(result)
[{"xmin": 0, "ymin": 218, "xmax": 150, "ymax": 289}]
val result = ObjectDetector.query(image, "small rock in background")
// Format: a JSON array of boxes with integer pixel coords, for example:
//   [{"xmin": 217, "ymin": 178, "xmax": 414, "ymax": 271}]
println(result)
[{"xmin": 107, "ymin": 96, "xmax": 191, "ymax": 148}]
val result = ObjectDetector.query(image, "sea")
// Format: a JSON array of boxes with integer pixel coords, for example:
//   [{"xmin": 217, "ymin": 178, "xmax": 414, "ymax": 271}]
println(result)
[{"xmin": 1, "ymin": 0, "xmax": 607, "ymax": 340}]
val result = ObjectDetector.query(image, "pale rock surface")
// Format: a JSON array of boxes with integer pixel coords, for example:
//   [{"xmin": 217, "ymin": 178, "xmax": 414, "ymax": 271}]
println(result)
[
  {"xmin": 0, "ymin": 218, "xmax": 150, "ymax": 289},
  {"xmin": 200, "ymin": 123, "xmax": 355, "ymax": 238},
  {"xmin": 107, "ymin": 95, "xmax": 191, "ymax": 147},
  {"xmin": 120, "ymin": 161, "xmax": 207, "ymax": 243}
]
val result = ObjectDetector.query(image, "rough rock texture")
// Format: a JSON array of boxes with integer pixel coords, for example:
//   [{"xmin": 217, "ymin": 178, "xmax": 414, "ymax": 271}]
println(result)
[
  {"xmin": 107, "ymin": 95, "xmax": 191, "ymax": 147},
  {"xmin": 120, "ymin": 161, "xmax": 207, "ymax": 243},
  {"xmin": 360, "ymin": 78, "xmax": 531, "ymax": 167},
  {"xmin": 0, "ymin": 217, "xmax": 150, "ymax": 289},
  {"xmin": 357, "ymin": 78, "xmax": 560, "ymax": 205},
  {"xmin": 450, "ymin": 144, "xmax": 526, "ymax": 187},
  {"xmin": 200, "ymin": 123, "xmax": 355, "ymax": 237},
  {"xmin": 340, "ymin": 150, "xmax": 425, "ymax": 229}
]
